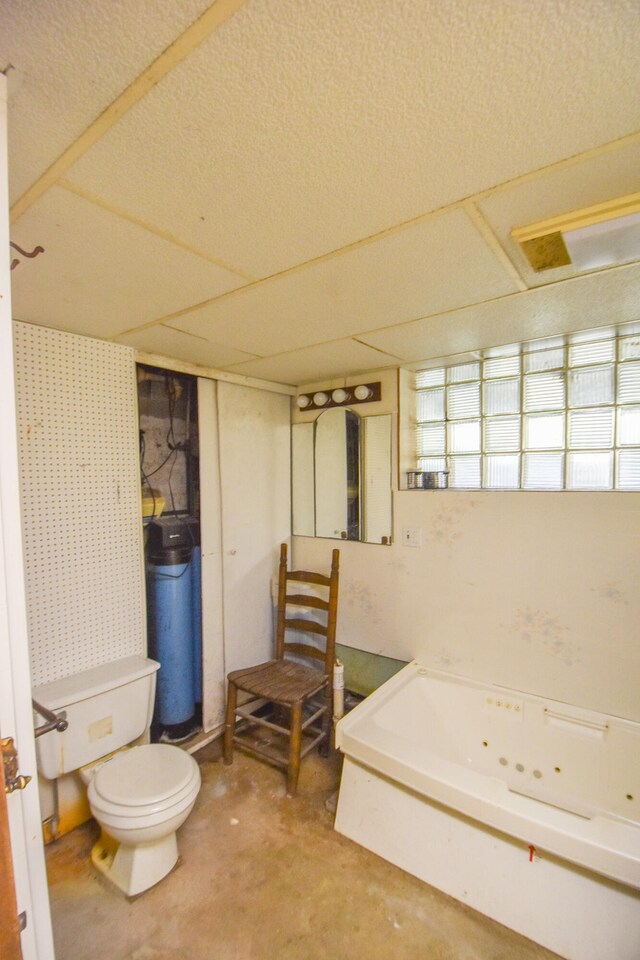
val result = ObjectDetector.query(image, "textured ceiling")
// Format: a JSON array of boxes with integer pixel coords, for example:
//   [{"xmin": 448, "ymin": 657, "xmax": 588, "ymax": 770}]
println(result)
[{"xmin": 4, "ymin": 0, "xmax": 640, "ymax": 386}]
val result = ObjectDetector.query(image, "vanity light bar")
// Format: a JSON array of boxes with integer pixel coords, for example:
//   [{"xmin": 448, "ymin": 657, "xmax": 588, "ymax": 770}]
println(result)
[{"xmin": 295, "ymin": 381, "xmax": 381, "ymax": 411}]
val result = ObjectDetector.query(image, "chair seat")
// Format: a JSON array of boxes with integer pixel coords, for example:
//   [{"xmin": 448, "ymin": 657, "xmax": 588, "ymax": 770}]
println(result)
[{"xmin": 228, "ymin": 659, "xmax": 328, "ymax": 705}]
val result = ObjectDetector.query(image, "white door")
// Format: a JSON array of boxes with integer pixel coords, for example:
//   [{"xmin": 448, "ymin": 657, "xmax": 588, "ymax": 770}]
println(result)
[
  {"xmin": 217, "ymin": 382, "xmax": 291, "ymax": 674},
  {"xmin": 0, "ymin": 74, "xmax": 55, "ymax": 960},
  {"xmin": 197, "ymin": 377, "xmax": 226, "ymax": 731}
]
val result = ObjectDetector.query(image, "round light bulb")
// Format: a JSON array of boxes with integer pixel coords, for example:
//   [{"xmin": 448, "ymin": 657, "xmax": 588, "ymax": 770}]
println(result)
[
  {"xmin": 296, "ymin": 394, "xmax": 311, "ymax": 409},
  {"xmin": 332, "ymin": 388, "xmax": 348, "ymax": 404},
  {"xmin": 313, "ymin": 391, "xmax": 329, "ymax": 406},
  {"xmin": 354, "ymin": 384, "xmax": 372, "ymax": 401}
]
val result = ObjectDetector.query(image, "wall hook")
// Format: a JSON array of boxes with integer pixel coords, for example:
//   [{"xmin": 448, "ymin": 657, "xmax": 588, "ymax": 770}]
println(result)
[{"xmin": 10, "ymin": 241, "xmax": 45, "ymax": 270}]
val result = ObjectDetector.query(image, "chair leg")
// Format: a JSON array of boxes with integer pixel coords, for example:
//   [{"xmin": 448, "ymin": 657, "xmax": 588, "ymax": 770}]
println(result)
[
  {"xmin": 223, "ymin": 681, "xmax": 238, "ymax": 765},
  {"xmin": 319, "ymin": 681, "xmax": 332, "ymax": 758},
  {"xmin": 287, "ymin": 701, "xmax": 303, "ymax": 796}
]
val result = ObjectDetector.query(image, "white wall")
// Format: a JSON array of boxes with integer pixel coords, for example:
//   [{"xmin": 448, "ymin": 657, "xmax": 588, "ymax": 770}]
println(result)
[
  {"xmin": 292, "ymin": 367, "xmax": 640, "ymax": 723},
  {"xmin": 294, "ymin": 490, "xmax": 640, "ymax": 722}
]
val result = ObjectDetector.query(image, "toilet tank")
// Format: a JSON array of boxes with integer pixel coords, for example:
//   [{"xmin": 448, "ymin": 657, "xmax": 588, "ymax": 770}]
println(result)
[{"xmin": 33, "ymin": 656, "xmax": 160, "ymax": 780}]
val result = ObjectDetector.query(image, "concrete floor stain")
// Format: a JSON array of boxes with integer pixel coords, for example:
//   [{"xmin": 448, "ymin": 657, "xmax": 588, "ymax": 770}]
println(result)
[{"xmin": 46, "ymin": 739, "xmax": 561, "ymax": 960}]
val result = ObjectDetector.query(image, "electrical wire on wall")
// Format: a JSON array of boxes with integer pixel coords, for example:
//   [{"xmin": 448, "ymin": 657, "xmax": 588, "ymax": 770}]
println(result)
[
  {"xmin": 139, "ymin": 368, "xmax": 191, "ymax": 515},
  {"xmin": 164, "ymin": 372, "xmax": 182, "ymax": 518},
  {"xmin": 140, "ymin": 430, "xmax": 157, "ymax": 519},
  {"xmin": 139, "ymin": 368, "xmax": 197, "ymax": 580},
  {"xmin": 163, "ymin": 371, "xmax": 196, "ymax": 551}
]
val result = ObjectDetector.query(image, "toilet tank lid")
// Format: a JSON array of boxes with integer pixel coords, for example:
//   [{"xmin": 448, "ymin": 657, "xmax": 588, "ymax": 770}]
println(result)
[{"xmin": 33, "ymin": 656, "xmax": 160, "ymax": 712}]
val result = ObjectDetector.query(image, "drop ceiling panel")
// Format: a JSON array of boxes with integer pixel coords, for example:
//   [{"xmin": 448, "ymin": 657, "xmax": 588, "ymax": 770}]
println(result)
[
  {"xmin": 224, "ymin": 338, "xmax": 399, "ymax": 386},
  {"xmin": 479, "ymin": 138, "xmax": 640, "ymax": 287},
  {"xmin": 167, "ymin": 208, "xmax": 520, "ymax": 356},
  {"xmin": 2, "ymin": 0, "xmax": 213, "ymax": 201},
  {"xmin": 65, "ymin": 0, "xmax": 640, "ymax": 276},
  {"xmin": 115, "ymin": 324, "xmax": 256, "ymax": 369},
  {"xmin": 10, "ymin": 187, "xmax": 243, "ymax": 337},
  {"xmin": 359, "ymin": 262, "xmax": 640, "ymax": 364}
]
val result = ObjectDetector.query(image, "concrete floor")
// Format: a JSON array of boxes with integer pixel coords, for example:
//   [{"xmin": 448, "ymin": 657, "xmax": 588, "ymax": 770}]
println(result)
[{"xmin": 46, "ymin": 740, "xmax": 560, "ymax": 960}]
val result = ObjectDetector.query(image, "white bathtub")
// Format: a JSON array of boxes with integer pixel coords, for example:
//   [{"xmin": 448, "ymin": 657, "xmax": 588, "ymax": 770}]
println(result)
[{"xmin": 334, "ymin": 661, "xmax": 640, "ymax": 960}]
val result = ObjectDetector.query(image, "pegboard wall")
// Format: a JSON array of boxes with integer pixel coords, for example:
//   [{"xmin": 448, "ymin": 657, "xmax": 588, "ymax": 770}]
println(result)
[{"xmin": 13, "ymin": 322, "xmax": 145, "ymax": 686}]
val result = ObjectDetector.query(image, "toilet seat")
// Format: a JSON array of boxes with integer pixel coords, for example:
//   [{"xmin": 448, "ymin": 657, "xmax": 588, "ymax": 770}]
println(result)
[
  {"xmin": 92, "ymin": 744, "xmax": 195, "ymax": 805},
  {"xmin": 89, "ymin": 744, "xmax": 200, "ymax": 820}
]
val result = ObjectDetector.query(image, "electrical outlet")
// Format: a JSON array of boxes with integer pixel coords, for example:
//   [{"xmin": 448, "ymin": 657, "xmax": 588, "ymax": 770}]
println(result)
[{"xmin": 402, "ymin": 527, "xmax": 422, "ymax": 548}]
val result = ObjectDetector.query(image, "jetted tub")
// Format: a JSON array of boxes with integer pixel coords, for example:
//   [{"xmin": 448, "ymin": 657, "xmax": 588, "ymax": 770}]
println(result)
[{"xmin": 334, "ymin": 661, "xmax": 640, "ymax": 960}]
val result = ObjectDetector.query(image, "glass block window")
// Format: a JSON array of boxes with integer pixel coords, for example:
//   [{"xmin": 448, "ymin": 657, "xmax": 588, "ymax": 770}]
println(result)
[{"xmin": 414, "ymin": 323, "xmax": 640, "ymax": 490}]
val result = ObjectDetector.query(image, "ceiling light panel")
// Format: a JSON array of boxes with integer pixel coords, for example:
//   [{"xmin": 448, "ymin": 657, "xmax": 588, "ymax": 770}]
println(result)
[
  {"xmin": 512, "ymin": 192, "xmax": 640, "ymax": 273},
  {"xmin": 562, "ymin": 210, "xmax": 640, "ymax": 271},
  {"xmin": 478, "ymin": 139, "xmax": 640, "ymax": 285}
]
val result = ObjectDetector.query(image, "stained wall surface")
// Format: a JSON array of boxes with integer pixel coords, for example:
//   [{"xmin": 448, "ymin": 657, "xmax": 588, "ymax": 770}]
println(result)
[
  {"xmin": 292, "ymin": 362, "xmax": 640, "ymax": 723},
  {"xmin": 294, "ymin": 491, "xmax": 640, "ymax": 722}
]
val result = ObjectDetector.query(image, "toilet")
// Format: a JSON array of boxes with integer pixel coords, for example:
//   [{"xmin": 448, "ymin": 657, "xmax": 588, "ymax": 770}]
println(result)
[{"xmin": 34, "ymin": 655, "xmax": 201, "ymax": 897}]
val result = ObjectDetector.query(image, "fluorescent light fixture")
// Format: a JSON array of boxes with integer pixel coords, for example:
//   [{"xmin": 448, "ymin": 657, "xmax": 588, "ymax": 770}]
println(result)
[
  {"xmin": 563, "ymin": 211, "xmax": 640, "ymax": 271},
  {"xmin": 511, "ymin": 192, "xmax": 640, "ymax": 273}
]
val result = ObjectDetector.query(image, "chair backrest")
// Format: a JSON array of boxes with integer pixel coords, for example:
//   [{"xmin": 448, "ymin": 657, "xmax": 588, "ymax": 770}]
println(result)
[{"xmin": 274, "ymin": 543, "xmax": 339, "ymax": 675}]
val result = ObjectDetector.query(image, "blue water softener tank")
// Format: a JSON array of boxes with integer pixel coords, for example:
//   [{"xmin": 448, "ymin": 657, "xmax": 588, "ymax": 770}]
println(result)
[
  {"xmin": 148, "ymin": 518, "xmax": 199, "ymax": 739},
  {"xmin": 191, "ymin": 544, "xmax": 202, "ymax": 706}
]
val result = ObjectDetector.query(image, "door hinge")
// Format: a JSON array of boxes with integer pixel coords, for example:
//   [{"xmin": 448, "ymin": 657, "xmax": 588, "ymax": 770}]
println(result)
[
  {"xmin": 2, "ymin": 737, "xmax": 32, "ymax": 794},
  {"xmin": 18, "ymin": 911, "xmax": 27, "ymax": 932}
]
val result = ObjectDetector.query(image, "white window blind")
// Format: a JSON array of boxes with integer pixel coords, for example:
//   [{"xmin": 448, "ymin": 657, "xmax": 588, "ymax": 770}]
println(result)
[{"xmin": 415, "ymin": 323, "xmax": 640, "ymax": 490}]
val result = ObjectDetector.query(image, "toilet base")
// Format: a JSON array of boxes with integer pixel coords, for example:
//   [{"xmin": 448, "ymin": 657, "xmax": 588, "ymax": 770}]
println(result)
[{"xmin": 91, "ymin": 830, "xmax": 179, "ymax": 897}]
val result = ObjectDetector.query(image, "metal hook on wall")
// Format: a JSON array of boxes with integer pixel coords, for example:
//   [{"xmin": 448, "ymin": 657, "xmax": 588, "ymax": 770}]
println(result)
[{"xmin": 10, "ymin": 240, "xmax": 45, "ymax": 270}]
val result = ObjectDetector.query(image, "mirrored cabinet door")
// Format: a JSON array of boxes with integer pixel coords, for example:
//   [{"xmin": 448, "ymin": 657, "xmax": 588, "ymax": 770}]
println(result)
[
  {"xmin": 291, "ymin": 410, "xmax": 392, "ymax": 544},
  {"xmin": 362, "ymin": 414, "xmax": 392, "ymax": 543}
]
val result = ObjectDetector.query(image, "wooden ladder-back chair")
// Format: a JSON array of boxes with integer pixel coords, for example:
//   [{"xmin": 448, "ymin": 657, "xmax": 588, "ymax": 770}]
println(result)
[{"xmin": 223, "ymin": 543, "xmax": 340, "ymax": 796}]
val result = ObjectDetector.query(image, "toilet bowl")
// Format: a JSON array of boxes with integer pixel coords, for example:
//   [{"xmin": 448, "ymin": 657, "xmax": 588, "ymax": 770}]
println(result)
[
  {"xmin": 84, "ymin": 743, "xmax": 201, "ymax": 897},
  {"xmin": 34, "ymin": 656, "xmax": 203, "ymax": 897}
]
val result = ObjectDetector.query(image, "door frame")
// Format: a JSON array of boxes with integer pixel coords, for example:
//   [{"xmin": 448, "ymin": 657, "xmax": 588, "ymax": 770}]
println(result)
[
  {"xmin": 0, "ymin": 739, "xmax": 21, "ymax": 960},
  {"xmin": 0, "ymin": 73, "xmax": 55, "ymax": 960}
]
